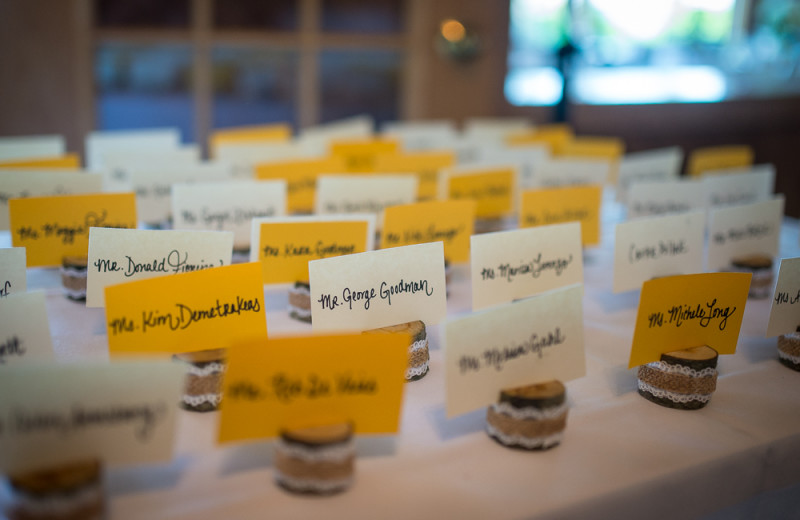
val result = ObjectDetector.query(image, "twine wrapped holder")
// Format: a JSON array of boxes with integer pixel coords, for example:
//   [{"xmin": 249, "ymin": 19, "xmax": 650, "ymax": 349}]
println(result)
[
  {"xmin": 231, "ymin": 248, "xmax": 251, "ymax": 265},
  {"xmin": 486, "ymin": 380, "xmax": 568, "ymax": 451},
  {"xmin": 274, "ymin": 423, "xmax": 355, "ymax": 495},
  {"xmin": 288, "ymin": 281, "xmax": 312, "ymax": 324},
  {"xmin": 363, "ymin": 321, "xmax": 429, "ymax": 381},
  {"xmin": 729, "ymin": 254, "xmax": 773, "ymax": 299},
  {"xmin": 174, "ymin": 348, "xmax": 227, "ymax": 412},
  {"xmin": 637, "ymin": 345, "xmax": 718, "ymax": 410},
  {"xmin": 60, "ymin": 256, "xmax": 88, "ymax": 301},
  {"xmin": 777, "ymin": 330, "xmax": 800, "ymax": 372}
]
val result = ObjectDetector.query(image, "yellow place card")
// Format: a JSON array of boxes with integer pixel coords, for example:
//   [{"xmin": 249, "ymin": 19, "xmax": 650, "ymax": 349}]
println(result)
[
  {"xmin": 209, "ymin": 123, "xmax": 292, "ymax": 156},
  {"xmin": 251, "ymin": 215, "xmax": 374, "ymax": 284},
  {"xmin": 702, "ymin": 165, "xmax": 774, "ymax": 208},
  {"xmin": 0, "ymin": 135, "xmax": 65, "ymax": 161},
  {"xmin": 316, "ymin": 174, "xmax": 417, "ymax": 217},
  {"xmin": 629, "ymin": 273, "xmax": 751, "ymax": 368},
  {"xmin": 171, "ymin": 180, "xmax": 287, "ymax": 249},
  {"xmin": 0, "ymin": 154, "xmax": 80, "ymax": 169},
  {"xmin": 471, "ymin": 222, "xmax": 583, "ymax": 311},
  {"xmin": 507, "ymin": 124, "xmax": 573, "ymax": 154},
  {"xmin": 330, "ymin": 138, "xmax": 400, "ymax": 172},
  {"xmin": 87, "ymin": 228, "xmax": 234, "ymax": 308},
  {"xmin": 442, "ymin": 167, "xmax": 515, "ymax": 219},
  {"xmin": 766, "ymin": 257, "xmax": 800, "ymax": 337},
  {"xmin": 617, "ymin": 147, "xmax": 683, "ymax": 203},
  {"xmin": 105, "ymin": 262, "xmax": 267, "ymax": 355},
  {"xmin": 0, "ymin": 170, "xmax": 103, "ymax": 230},
  {"xmin": 520, "ymin": 185, "xmax": 602, "ymax": 246},
  {"xmin": 707, "ymin": 197, "xmax": 783, "ymax": 272},
  {"xmin": 374, "ymin": 150, "xmax": 455, "ymax": 200},
  {"xmin": 10, "ymin": 193, "xmax": 137, "ymax": 267},
  {"xmin": 382, "ymin": 200, "xmax": 474, "ymax": 264},
  {"xmin": 0, "ymin": 247, "xmax": 26, "ymax": 296},
  {"xmin": 445, "ymin": 284, "xmax": 585, "ymax": 417},
  {"xmin": 0, "ymin": 291, "xmax": 54, "ymax": 365},
  {"xmin": 0, "ymin": 360, "xmax": 184, "ymax": 475},
  {"xmin": 255, "ymin": 156, "xmax": 346, "ymax": 214},
  {"xmin": 309, "ymin": 242, "xmax": 447, "ymax": 332},
  {"xmin": 218, "ymin": 333, "xmax": 408, "ymax": 443},
  {"xmin": 558, "ymin": 136, "xmax": 624, "ymax": 160},
  {"xmin": 627, "ymin": 179, "xmax": 704, "ymax": 219},
  {"xmin": 613, "ymin": 211, "xmax": 705, "ymax": 293},
  {"xmin": 686, "ymin": 145, "xmax": 754, "ymax": 177}
]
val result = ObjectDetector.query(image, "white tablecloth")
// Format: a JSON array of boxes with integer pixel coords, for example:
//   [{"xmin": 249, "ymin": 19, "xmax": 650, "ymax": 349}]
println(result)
[{"xmin": 3, "ymin": 193, "xmax": 800, "ymax": 520}]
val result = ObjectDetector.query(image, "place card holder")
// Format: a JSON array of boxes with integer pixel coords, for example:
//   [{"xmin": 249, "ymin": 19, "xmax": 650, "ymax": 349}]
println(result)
[
  {"xmin": 231, "ymin": 246, "xmax": 250, "ymax": 265},
  {"xmin": 777, "ymin": 326, "xmax": 800, "ymax": 372},
  {"xmin": 173, "ymin": 348, "xmax": 228, "ymax": 412},
  {"xmin": 363, "ymin": 321, "xmax": 429, "ymax": 381},
  {"xmin": 60, "ymin": 255, "xmax": 89, "ymax": 301},
  {"xmin": 4, "ymin": 459, "xmax": 106, "ymax": 520},
  {"xmin": 288, "ymin": 281, "xmax": 312, "ymax": 324},
  {"xmin": 637, "ymin": 346, "xmax": 718, "ymax": 410},
  {"xmin": 728, "ymin": 253, "xmax": 774, "ymax": 299},
  {"xmin": 274, "ymin": 422, "xmax": 355, "ymax": 495},
  {"xmin": 485, "ymin": 380, "xmax": 568, "ymax": 451}
]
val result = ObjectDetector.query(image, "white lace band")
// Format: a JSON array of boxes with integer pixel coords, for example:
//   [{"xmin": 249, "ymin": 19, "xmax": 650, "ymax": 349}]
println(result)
[
  {"xmin": 777, "ymin": 349, "xmax": 800, "ymax": 366},
  {"xmin": 645, "ymin": 361, "xmax": 718, "ymax": 379},
  {"xmin": 288, "ymin": 305, "xmax": 312, "ymax": 318},
  {"xmin": 273, "ymin": 471, "xmax": 353, "ymax": 493},
  {"xmin": 409, "ymin": 338, "xmax": 427, "ymax": 353},
  {"xmin": 182, "ymin": 393, "xmax": 222, "ymax": 407},
  {"xmin": 185, "ymin": 362, "xmax": 226, "ymax": 377},
  {"xmin": 276, "ymin": 438, "xmax": 354, "ymax": 463},
  {"xmin": 60, "ymin": 266, "xmax": 88, "ymax": 278},
  {"xmin": 486, "ymin": 423, "xmax": 564, "ymax": 450},
  {"xmin": 490, "ymin": 401, "xmax": 569, "ymax": 421},
  {"xmin": 406, "ymin": 362, "xmax": 429, "ymax": 380},
  {"xmin": 11, "ymin": 482, "xmax": 103, "ymax": 516},
  {"xmin": 638, "ymin": 379, "xmax": 712, "ymax": 404},
  {"xmin": 62, "ymin": 287, "xmax": 87, "ymax": 299},
  {"xmin": 290, "ymin": 285, "xmax": 311, "ymax": 296}
]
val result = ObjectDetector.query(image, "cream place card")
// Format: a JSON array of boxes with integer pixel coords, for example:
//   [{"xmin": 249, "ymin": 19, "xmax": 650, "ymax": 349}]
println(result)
[
  {"xmin": 707, "ymin": 197, "xmax": 784, "ymax": 272},
  {"xmin": 0, "ymin": 135, "xmax": 65, "ymax": 161},
  {"xmin": 629, "ymin": 273, "xmax": 751, "ymax": 367},
  {"xmin": 251, "ymin": 214, "xmax": 374, "ymax": 284},
  {"xmin": 0, "ymin": 360, "xmax": 184, "ymax": 475},
  {"xmin": 616, "ymin": 147, "xmax": 682, "ymax": 202},
  {"xmin": 172, "ymin": 180, "xmax": 287, "ymax": 249},
  {"xmin": 10, "ymin": 193, "xmax": 137, "ymax": 267},
  {"xmin": 613, "ymin": 211, "xmax": 705, "ymax": 293},
  {"xmin": 219, "ymin": 333, "xmax": 407, "ymax": 442},
  {"xmin": 87, "ymin": 228, "xmax": 234, "ymax": 308},
  {"xmin": 519, "ymin": 185, "xmax": 602, "ymax": 246},
  {"xmin": 105, "ymin": 262, "xmax": 267, "ymax": 355},
  {"xmin": 85, "ymin": 128, "xmax": 180, "ymax": 171},
  {"xmin": 702, "ymin": 164, "xmax": 775, "ymax": 208},
  {"xmin": 532, "ymin": 157, "xmax": 610, "ymax": 188},
  {"xmin": 217, "ymin": 141, "xmax": 303, "ymax": 179},
  {"xmin": 298, "ymin": 115, "xmax": 373, "ymax": 156},
  {"xmin": 101, "ymin": 146, "xmax": 200, "ymax": 192},
  {"xmin": 440, "ymin": 166, "xmax": 516, "ymax": 219},
  {"xmin": 471, "ymin": 222, "xmax": 583, "ymax": 310},
  {"xmin": 380, "ymin": 120, "xmax": 457, "ymax": 151},
  {"xmin": 315, "ymin": 174, "xmax": 418, "ymax": 216},
  {"xmin": 130, "ymin": 162, "xmax": 231, "ymax": 226},
  {"xmin": 0, "ymin": 291, "xmax": 54, "ymax": 365},
  {"xmin": 627, "ymin": 179, "xmax": 704, "ymax": 218},
  {"xmin": 444, "ymin": 284, "xmax": 585, "ymax": 417},
  {"xmin": 766, "ymin": 257, "xmax": 800, "ymax": 337},
  {"xmin": 0, "ymin": 247, "xmax": 26, "ymax": 296},
  {"xmin": 0, "ymin": 170, "xmax": 103, "ymax": 230},
  {"xmin": 309, "ymin": 242, "xmax": 447, "ymax": 332},
  {"xmin": 472, "ymin": 144, "xmax": 549, "ymax": 189}
]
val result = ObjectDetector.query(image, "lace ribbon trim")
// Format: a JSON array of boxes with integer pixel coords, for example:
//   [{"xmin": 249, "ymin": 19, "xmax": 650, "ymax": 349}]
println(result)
[
  {"xmin": 638, "ymin": 380, "xmax": 711, "ymax": 404},
  {"xmin": 645, "ymin": 361, "xmax": 717, "ymax": 379},
  {"xmin": 777, "ymin": 349, "xmax": 800, "ymax": 366},
  {"xmin": 60, "ymin": 267, "xmax": 88, "ymax": 278},
  {"xmin": 182, "ymin": 393, "xmax": 222, "ymax": 406},
  {"xmin": 288, "ymin": 305, "xmax": 312, "ymax": 318},
  {"xmin": 62, "ymin": 287, "xmax": 87, "ymax": 299},
  {"xmin": 185, "ymin": 362, "xmax": 226, "ymax": 377},
  {"xmin": 276, "ymin": 438, "xmax": 354, "ymax": 463},
  {"xmin": 486, "ymin": 422, "xmax": 564, "ymax": 449},
  {"xmin": 406, "ymin": 362, "xmax": 428, "ymax": 380},
  {"xmin": 290, "ymin": 285, "xmax": 311, "ymax": 296},
  {"xmin": 491, "ymin": 401, "xmax": 569, "ymax": 421},
  {"xmin": 274, "ymin": 471, "xmax": 353, "ymax": 493},
  {"xmin": 409, "ymin": 339, "xmax": 427, "ymax": 353},
  {"xmin": 11, "ymin": 483, "xmax": 103, "ymax": 515}
]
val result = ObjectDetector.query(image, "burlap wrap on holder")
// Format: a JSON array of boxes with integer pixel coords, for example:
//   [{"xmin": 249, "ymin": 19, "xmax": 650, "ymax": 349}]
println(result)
[
  {"xmin": 637, "ymin": 365, "xmax": 717, "ymax": 395},
  {"xmin": 486, "ymin": 407, "xmax": 567, "ymax": 439},
  {"xmin": 777, "ymin": 332, "xmax": 800, "ymax": 371},
  {"xmin": 185, "ymin": 372, "xmax": 223, "ymax": 396},
  {"xmin": 288, "ymin": 290, "xmax": 311, "ymax": 310},
  {"xmin": 408, "ymin": 343, "xmax": 429, "ymax": 370},
  {"xmin": 275, "ymin": 451, "xmax": 355, "ymax": 483}
]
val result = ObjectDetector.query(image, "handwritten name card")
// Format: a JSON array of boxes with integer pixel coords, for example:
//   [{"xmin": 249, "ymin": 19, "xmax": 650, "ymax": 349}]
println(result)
[
  {"xmin": 702, "ymin": 164, "xmax": 775, "ymax": 208},
  {"xmin": 10, "ymin": 193, "xmax": 137, "ymax": 267},
  {"xmin": 0, "ymin": 170, "xmax": 103, "ymax": 230},
  {"xmin": 445, "ymin": 284, "xmax": 585, "ymax": 417},
  {"xmin": 473, "ymin": 144, "xmax": 549, "ymax": 189},
  {"xmin": 0, "ymin": 154, "xmax": 80, "ymax": 169},
  {"xmin": 707, "ymin": 197, "xmax": 784, "ymax": 272},
  {"xmin": 0, "ymin": 291, "xmax": 54, "ymax": 365},
  {"xmin": 0, "ymin": 247, "xmax": 26, "ymax": 296},
  {"xmin": 520, "ymin": 185, "xmax": 601, "ymax": 246},
  {"xmin": 171, "ymin": 180, "xmax": 287, "ymax": 248},
  {"xmin": 86, "ymin": 128, "xmax": 179, "ymax": 171},
  {"xmin": 255, "ymin": 156, "xmax": 346, "ymax": 214},
  {"xmin": 330, "ymin": 138, "xmax": 399, "ymax": 173},
  {"xmin": 441, "ymin": 167, "xmax": 515, "ymax": 219},
  {"xmin": 687, "ymin": 145, "xmax": 753, "ymax": 177},
  {"xmin": 532, "ymin": 157, "xmax": 610, "ymax": 188},
  {"xmin": 627, "ymin": 179, "xmax": 704, "ymax": 219},
  {"xmin": 382, "ymin": 199, "xmax": 474, "ymax": 264},
  {"xmin": 309, "ymin": 242, "xmax": 447, "ymax": 332},
  {"xmin": 613, "ymin": 211, "xmax": 705, "ymax": 293},
  {"xmin": 315, "ymin": 174, "xmax": 418, "ymax": 217},
  {"xmin": 616, "ymin": 147, "xmax": 682, "ymax": 203},
  {"xmin": 219, "ymin": 333, "xmax": 407, "ymax": 442},
  {"xmin": 101, "ymin": 147, "xmax": 200, "ymax": 193},
  {"xmin": 766, "ymin": 257, "xmax": 800, "ymax": 337},
  {"xmin": 251, "ymin": 215, "xmax": 374, "ymax": 284},
  {"xmin": 629, "ymin": 273, "xmax": 751, "ymax": 368},
  {"xmin": 373, "ymin": 150, "xmax": 455, "ymax": 200},
  {"xmin": 0, "ymin": 134, "xmax": 65, "ymax": 161},
  {"xmin": 471, "ymin": 222, "xmax": 583, "ymax": 310},
  {"xmin": 105, "ymin": 262, "xmax": 267, "ymax": 355},
  {"xmin": 0, "ymin": 360, "xmax": 184, "ymax": 475},
  {"xmin": 87, "ymin": 228, "xmax": 234, "ymax": 307}
]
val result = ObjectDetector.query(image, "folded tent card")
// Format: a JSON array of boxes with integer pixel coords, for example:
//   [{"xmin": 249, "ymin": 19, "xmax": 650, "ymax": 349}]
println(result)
[{"xmin": 766, "ymin": 257, "xmax": 800, "ymax": 372}]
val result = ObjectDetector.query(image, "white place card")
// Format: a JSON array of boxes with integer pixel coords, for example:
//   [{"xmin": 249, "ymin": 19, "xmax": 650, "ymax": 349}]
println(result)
[
  {"xmin": 472, "ymin": 145, "xmax": 550, "ymax": 189},
  {"xmin": 702, "ymin": 164, "xmax": 775, "ymax": 208},
  {"xmin": 0, "ymin": 361, "xmax": 184, "ymax": 475},
  {"xmin": 0, "ymin": 247, "xmax": 26, "ymax": 296},
  {"xmin": 613, "ymin": 211, "xmax": 705, "ymax": 293},
  {"xmin": 766, "ymin": 257, "xmax": 800, "ymax": 337},
  {"xmin": 215, "ymin": 141, "xmax": 303, "ymax": 178},
  {"xmin": 627, "ymin": 179, "xmax": 704, "ymax": 219},
  {"xmin": 86, "ymin": 228, "xmax": 233, "ymax": 307},
  {"xmin": 533, "ymin": 157, "xmax": 610, "ymax": 188},
  {"xmin": 172, "ymin": 180, "xmax": 287, "ymax": 249},
  {"xmin": 616, "ymin": 147, "xmax": 682, "ymax": 202},
  {"xmin": 707, "ymin": 197, "xmax": 784, "ymax": 271},
  {"xmin": 298, "ymin": 115, "xmax": 374, "ymax": 156},
  {"xmin": 0, "ymin": 291, "xmax": 54, "ymax": 365},
  {"xmin": 471, "ymin": 222, "xmax": 583, "ymax": 310},
  {"xmin": 85, "ymin": 128, "xmax": 180, "ymax": 171},
  {"xmin": 315, "ymin": 174, "xmax": 418, "ymax": 216},
  {"xmin": 101, "ymin": 146, "xmax": 200, "ymax": 193},
  {"xmin": 0, "ymin": 135, "xmax": 65, "ymax": 161},
  {"xmin": 380, "ymin": 120, "xmax": 458, "ymax": 150},
  {"xmin": 309, "ymin": 242, "xmax": 447, "ymax": 332},
  {"xmin": 444, "ymin": 284, "xmax": 585, "ymax": 417}
]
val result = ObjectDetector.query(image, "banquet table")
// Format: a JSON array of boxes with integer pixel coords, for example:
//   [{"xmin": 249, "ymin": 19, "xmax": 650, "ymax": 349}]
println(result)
[{"xmin": 2, "ymin": 191, "xmax": 799, "ymax": 520}]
